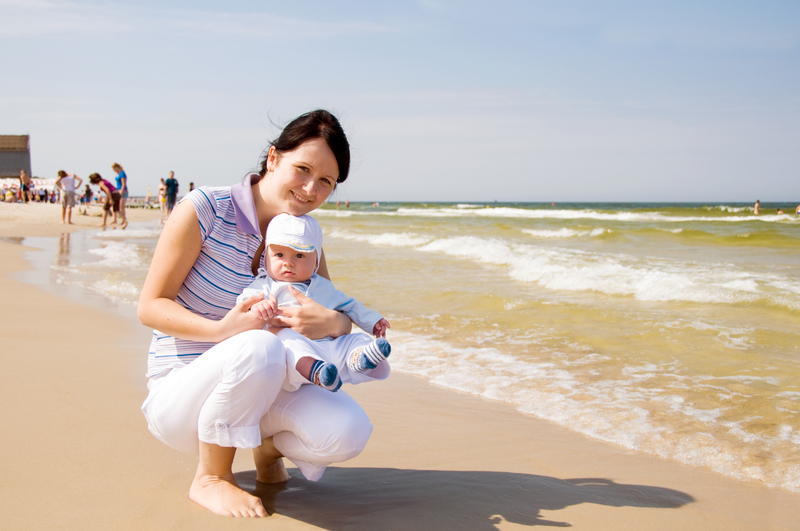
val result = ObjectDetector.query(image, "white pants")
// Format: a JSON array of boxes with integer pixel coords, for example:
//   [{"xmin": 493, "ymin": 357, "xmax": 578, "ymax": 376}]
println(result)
[
  {"xmin": 141, "ymin": 330, "xmax": 373, "ymax": 481},
  {"xmin": 277, "ymin": 329, "xmax": 391, "ymax": 392}
]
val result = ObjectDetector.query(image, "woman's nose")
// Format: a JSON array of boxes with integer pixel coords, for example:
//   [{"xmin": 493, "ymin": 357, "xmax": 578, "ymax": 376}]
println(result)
[{"xmin": 302, "ymin": 179, "xmax": 316, "ymax": 196}]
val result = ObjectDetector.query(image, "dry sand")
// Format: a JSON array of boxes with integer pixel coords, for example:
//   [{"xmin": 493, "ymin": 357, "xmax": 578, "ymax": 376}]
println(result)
[{"xmin": 1, "ymin": 202, "xmax": 799, "ymax": 530}]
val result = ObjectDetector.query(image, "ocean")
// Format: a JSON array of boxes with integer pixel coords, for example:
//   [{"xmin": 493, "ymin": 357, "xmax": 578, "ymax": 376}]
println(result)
[{"xmin": 18, "ymin": 201, "xmax": 800, "ymax": 492}]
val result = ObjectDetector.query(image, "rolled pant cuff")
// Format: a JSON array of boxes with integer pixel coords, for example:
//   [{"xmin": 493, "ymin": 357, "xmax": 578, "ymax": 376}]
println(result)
[{"xmin": 199, "ymin": 421, "xmax": 262, "ymax": 449}]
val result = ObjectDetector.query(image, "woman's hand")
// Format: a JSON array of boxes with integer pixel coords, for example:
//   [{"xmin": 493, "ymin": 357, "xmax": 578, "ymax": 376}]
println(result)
[
  {"xmin": 214, "ymin": 293, "xmax": 271, "ymax": 342},
  {"xmin": 269, "ymin": 285, "xmax": 352, "ymax": 340}
]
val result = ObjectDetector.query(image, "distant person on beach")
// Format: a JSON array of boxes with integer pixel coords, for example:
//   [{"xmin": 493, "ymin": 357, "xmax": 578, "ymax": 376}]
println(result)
[
  {"xmin": 112, "ymin": 163, "xmax": 128, "ymax": 227},
  {"xmin": 158, "ymin": 178, "xmax": 167, "ymax": 220},
  {"xmin": 754, "ymin": 200, "xmax": 760, "ymax": 215},
  {"xmin": 238, "ymin": 213, "xmax": 391, "ymax": 393},
  {"xmin": 137, "ymin": 110, "xmax": 373, "ymax": 518},
  {"xmin": 776, "ymin": 208, "xmax": 784, "ymax": 215},
  {"xmin": 188, "ymin": 182, "xmax": 194, "ymax": 192},
  {"xmin": 55, "ymin": 170, "xmax": 82, "ymax": 224},
  {"xmin": 796, "ymin": 205, "xmax": 800, "ymax": 215},
  {"xmin": 19, "ymin": 170, "xmax": 31, "ymax": 203},
  {"xmin": 88, "ymin": 173, "xmax": 125, "ymax": 229},
  {"xmin": 80, "ymin": 184, "xmax": 93, "ymax": 214},
  {"xmin": 164, "ymin": 171, "xmax": 179, "ymax": 218}
]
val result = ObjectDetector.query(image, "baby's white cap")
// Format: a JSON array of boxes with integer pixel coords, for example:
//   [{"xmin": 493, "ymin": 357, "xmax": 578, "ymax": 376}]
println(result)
[{"xmin": 266, "ymin": 213, "xmax": 323, "ymax": 255}]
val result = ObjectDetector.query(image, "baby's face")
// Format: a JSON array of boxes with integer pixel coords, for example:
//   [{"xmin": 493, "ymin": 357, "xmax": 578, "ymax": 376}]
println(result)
[{"xmin": 265, "ymin": 244, "xmax": 317, "ymax": 282}]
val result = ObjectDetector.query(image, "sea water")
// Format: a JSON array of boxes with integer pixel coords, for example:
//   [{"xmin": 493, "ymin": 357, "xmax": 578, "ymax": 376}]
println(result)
[{"xmin": 19, "ymin": 202, "xmax": 800, "ymax": 492}]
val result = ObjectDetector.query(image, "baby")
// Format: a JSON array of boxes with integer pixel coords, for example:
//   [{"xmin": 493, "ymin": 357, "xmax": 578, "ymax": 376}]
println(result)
[{"xmin": 237, "ymin": 213, "xmax": 391, "ymax": 392}]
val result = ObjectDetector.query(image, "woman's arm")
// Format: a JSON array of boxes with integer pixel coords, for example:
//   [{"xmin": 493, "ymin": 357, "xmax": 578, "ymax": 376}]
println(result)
[
  {"xmin": 137, "ymin": 200, "xmax": 267, "ymax": 343},
  {"xmin": 73, "ymin": 175, "xmax": 83, "ymax": 187}
]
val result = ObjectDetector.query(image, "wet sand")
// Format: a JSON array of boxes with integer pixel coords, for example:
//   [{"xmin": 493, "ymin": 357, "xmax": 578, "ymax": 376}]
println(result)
[{"xmin": 1, "ymin": 202, "xmax": 799, "ymax": 530}]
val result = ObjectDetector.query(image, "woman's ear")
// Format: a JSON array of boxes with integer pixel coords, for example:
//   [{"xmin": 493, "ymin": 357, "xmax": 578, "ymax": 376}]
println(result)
[{"xmin": 267, "ymin": 146, "xmax": 279, "ymax": 173}]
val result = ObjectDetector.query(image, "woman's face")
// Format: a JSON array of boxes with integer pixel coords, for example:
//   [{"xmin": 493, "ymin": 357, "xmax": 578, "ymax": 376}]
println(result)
[{"xmin": 263, "ymin": 138, "xmax": 338, "ymax": 216}]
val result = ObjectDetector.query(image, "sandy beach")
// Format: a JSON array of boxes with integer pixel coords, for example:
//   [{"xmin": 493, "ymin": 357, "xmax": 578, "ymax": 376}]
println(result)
[{"xmin": 2, "ymin": 202, "xmax": 799, "ymax": 530}]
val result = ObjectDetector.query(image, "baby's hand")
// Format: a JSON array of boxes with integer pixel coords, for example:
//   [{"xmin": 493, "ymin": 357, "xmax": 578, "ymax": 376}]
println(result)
[
  {"xmin": 250, "ymin": 295, "xmax": 280, "ymax": 320},
  {"xmin": 373, "ymin": 318, "xmax": 391, "ymax": 338}
]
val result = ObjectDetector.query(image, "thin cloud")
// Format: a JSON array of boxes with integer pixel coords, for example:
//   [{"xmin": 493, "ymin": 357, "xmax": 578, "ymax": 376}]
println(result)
[{"xmin": 0, "ymin": 0, "xmax": 395, "ymax": 39}]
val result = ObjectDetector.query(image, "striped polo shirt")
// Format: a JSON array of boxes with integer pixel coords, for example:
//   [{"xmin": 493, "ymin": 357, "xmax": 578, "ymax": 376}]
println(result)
[{"xmin": 146, "ymin": 174, "xmax": 263, "ymax": 377}]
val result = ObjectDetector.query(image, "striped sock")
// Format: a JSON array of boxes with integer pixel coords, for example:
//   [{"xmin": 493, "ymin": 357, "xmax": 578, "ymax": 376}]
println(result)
[
  {"xmin": 310, "ymin": 359, "xmax": 341, "ymax": 392},
  {"xmin": 348, "ymin": 338, "xmax": 391, "ymax": 373}
]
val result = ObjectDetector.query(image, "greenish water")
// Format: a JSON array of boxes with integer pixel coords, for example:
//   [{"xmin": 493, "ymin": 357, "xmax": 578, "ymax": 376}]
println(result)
[{"xmin": 22, "ymin": 201, "xmax": 800, "ymax": 492}]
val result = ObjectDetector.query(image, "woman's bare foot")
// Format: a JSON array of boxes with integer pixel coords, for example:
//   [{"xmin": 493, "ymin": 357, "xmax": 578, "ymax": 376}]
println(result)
[
  {"xmin": 253, "ymin": 438, "xmax": 290, "ymax": 483},
  {"xmin": 120, "ymin": 220, "xmax": 128, "ymax": 229},
  {"xmin": 189, "ymin": 474, "xmax": 267, "ymax": 517}
]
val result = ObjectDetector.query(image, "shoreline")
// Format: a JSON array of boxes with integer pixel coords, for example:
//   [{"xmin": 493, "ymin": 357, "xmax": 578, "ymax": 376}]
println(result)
[{"xmin": 2, "ymin": 203, "xmax": 800, "ymax": 530}]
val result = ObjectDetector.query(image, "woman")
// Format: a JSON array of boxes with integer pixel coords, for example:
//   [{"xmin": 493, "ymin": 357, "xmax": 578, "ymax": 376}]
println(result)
[
  {"xmin": 137, "ymin": 110, "xmax": 371, "ymax": 518},
  {"xmin": 88, "ymin": 173, "xmax": 121, "ymax": 229},
  {"xmin": 111, "ymin": 163, "xmax": 129, "ymax": 229}
]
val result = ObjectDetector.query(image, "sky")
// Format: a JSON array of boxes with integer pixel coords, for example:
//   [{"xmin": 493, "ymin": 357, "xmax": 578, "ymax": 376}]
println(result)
[{"xmin": 2, "ymin": 0, "xmax": 799, "ymax": 202}]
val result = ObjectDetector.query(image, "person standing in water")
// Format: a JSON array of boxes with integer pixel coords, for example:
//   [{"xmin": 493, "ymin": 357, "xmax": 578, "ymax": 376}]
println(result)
[{"xmin": 55, "ymin": 170, "xmax": 83, "ymax": 224}]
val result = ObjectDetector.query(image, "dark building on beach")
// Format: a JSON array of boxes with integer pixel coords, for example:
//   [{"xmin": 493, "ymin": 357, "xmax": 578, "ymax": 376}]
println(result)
[{"xmin": 0, "ymin": 135, "xmax": 32, "ymax": 177}]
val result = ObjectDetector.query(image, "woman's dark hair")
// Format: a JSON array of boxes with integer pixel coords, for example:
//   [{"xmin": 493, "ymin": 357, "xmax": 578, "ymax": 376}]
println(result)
[
  {"xmin": 88, "ymin": 173, "xmax": 102, "ymax": 184},
  {"xmin": 258, "ymin": 109, "xmax": 350, "ymax": 183},
  {"xmin": 57, "ymin": 170, "xmax": 67, "ymax": 177}
]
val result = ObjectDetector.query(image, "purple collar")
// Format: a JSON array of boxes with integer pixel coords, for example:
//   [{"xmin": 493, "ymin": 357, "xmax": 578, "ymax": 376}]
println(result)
[{"xmin": 230, "ymin": 173, "xmax": 262, "ymax": 236}]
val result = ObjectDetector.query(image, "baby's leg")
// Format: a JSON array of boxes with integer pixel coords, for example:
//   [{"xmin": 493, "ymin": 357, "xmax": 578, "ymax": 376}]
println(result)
[
  {"xmin": 349, "ymin": 337, "xmax": 391, "ymax": 373},
  {"xmin": 276, "ymin": 329, "xmax": 341, "ymax": 392}
]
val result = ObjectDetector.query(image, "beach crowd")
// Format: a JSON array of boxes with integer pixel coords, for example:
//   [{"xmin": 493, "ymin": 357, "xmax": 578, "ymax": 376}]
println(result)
[{"xmin": 3, "ymin": 165, "xmax": 189, "ymax": 227}]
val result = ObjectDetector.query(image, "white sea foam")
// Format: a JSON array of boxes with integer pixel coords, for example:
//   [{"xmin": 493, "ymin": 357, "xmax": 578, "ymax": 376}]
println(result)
[
  {"xmin": 420, "ymin": 235, "xmax": 797, "ymax": 307},
  {"xmin": 327, "ymin": 230, "xmax": 433, "ymax": 247},
  {"xmin": 389, "ymin": 207, "xmax": 793, "ymax": 224},
  {"xmin": 317, "ymin": 205, "xmax": 800, "ymax": 224},
  {"xmin": 704, "ymin": 205, "xmax": 752, "ymax": 213},
  {"xmin": 328, "ymin": 229, "xmax": 800, "ymax": 309},
  {"xmin": 522, "ymin": 228, "xmax": 608, "ymax": 238},
  {"xmin": 389, "ymin": 329, "xmax": 800, "ymax": 491},
  {"xmin": 87, "ymin": 241, "xmax": 151, "ymax": 269},
  {"xmin": 93, "ymin": 229, "xmax": 163, "ymax": 239}
]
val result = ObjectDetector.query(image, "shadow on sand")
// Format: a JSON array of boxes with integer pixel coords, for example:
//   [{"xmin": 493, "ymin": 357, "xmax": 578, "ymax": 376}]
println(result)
[{"xmin": 234, "ymin": 467, "xmax": 694, "ymax": 529}]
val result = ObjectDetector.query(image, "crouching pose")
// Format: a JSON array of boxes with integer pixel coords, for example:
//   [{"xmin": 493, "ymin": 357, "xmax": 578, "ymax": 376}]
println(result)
[{"xmin": 137, "ymin": 110, "xmax": 374, "ymax": 517}]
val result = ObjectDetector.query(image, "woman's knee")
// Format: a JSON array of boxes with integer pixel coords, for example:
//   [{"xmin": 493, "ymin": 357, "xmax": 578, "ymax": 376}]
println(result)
[
  {"xmin": 226, "ymin": 330, "xmax": 286, "ymax": 372},
  {"xmin": 301, "ymin": 391, "xmax": 373, "ymax": 459}
]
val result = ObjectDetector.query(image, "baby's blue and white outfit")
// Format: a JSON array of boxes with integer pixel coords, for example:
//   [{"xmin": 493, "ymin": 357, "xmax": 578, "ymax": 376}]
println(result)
[
  {"xmin": 237, "ymin": 273, "xmax": 390, "ymax": 391},
  {"xmin": 236, "ymin": 213, "xmax": 390, "ymax": 392}
]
